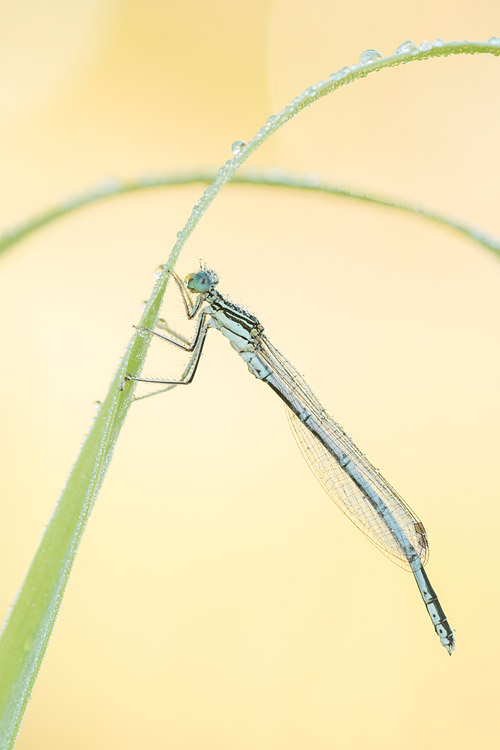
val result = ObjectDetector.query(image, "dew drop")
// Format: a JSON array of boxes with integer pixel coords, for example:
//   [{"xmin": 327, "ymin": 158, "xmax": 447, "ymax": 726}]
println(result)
[
  {"xmin": 433, "ymin": 37, "xmax": 445, "ymax": 47},
  {"xmin": 488, "ymin": 36, "xmax": 500, "ymax": 45},
  {"xmin": 155, "ymin": 264, "xmax": 164, "ymax": 277},
  {"xmin": 266, "ymin": 115, "xmax": 278, "ymax": 125},
  {"xmin": 419, "ymin": 40, "xmax": 432, "ymax": 51},
  {"xmin": 92, "ymin": 400, "xmax": 102, "ymax": 410},
  {"xmin": 359, "ymin": 48, "xmax": 383, "ymax": 65},
  {"xmin": 339, "ymin": 66, "xmax": 351, "ymax": 77},
  {"xmin": 329, "ymin": 71, "xmax": 341, "ymax": 81},
  {"xmin": 231, "ymin": 140, "xmax": 246, "ymax": 156},
  {"xmin": 396, "ymin": 40, "xmax": 417, "ymax": 54}
]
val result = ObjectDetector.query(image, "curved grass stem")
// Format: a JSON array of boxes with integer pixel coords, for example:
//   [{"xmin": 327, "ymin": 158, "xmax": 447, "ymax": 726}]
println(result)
[{"xmin": 1, "ymin": 169, "xmax": 499, "ymax": 259}]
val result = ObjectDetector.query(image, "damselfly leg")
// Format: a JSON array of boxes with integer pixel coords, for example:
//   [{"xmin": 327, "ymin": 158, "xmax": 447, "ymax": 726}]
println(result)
[{"xmin": 171, "ymin": 271, "xmax": 203, "ymax": 320}]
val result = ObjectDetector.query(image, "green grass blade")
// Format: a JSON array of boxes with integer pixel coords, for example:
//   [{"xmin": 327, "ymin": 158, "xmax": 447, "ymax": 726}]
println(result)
[{"xmin": 0, "ymin": 270, "xmax": 171, "ymax": 748}]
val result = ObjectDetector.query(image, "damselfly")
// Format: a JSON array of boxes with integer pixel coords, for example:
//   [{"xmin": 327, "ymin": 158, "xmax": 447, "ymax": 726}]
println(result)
[{"xmin": 124, "ymin": 266, "xmax": 455, "ymax": 654}]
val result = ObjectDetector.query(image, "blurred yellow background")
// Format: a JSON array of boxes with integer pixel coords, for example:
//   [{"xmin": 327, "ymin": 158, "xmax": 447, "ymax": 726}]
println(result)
[{"xmin": 1, "ymin": 1, "xmax": 499, "ymax": 748}]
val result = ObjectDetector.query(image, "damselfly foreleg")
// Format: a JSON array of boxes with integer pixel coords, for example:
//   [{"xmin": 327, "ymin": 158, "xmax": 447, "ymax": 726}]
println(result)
[
  {"xmin": 147, "ymin": 271, "xmax": 202, "ymax": 346},
  {"xmin": 171, "ymin": 271, "xmax": 203, "ymax": 320}
]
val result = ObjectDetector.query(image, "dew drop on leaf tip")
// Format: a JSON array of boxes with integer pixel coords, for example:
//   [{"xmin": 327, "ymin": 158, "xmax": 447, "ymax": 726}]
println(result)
[{"xmin": 359, "ymin": 48, "xmax": 383, "ymax": 65}]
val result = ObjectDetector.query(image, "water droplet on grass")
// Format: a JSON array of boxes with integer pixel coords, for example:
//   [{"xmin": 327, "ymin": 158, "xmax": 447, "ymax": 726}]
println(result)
[
  {"xmin": 419, "ymin": 40, "xmax": 432, "ymax": 51},
  {"xmin": 359, "ymin": 49, "xmax": 383, "ymax": 64},
  {"xmin": 396, "ymin": 40, "xmax": 417, "ymax": 54},
  {"xmin": 231, "ymin": 140, "xmax": 246, "ymax": 156},
  {"xmin": 488, "ymin": 36, "xmax": 500, "ymax": 46}
]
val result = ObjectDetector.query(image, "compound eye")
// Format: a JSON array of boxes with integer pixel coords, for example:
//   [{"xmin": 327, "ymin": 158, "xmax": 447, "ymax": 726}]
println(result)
[{"xmin": 185, "ymin": 271, "xmax": 212, "ymax": 293}]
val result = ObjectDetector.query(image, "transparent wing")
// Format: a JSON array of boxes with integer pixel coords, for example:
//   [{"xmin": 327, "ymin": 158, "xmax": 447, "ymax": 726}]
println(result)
[{"xmin": 259, "ymin": 336, "xmax": 429, "ymax": 570}]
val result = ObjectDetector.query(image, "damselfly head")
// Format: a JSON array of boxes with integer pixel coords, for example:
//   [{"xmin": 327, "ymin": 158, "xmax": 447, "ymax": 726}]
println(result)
[{"xmin": 184, "ymin": 268, "xmax": 219, "ymax": 294}]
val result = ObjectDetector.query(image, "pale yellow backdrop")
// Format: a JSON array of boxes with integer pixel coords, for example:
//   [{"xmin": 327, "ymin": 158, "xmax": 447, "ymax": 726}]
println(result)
[{"xmin": 1, "ymin": 1, "xmax": 499, "ymax": 748}]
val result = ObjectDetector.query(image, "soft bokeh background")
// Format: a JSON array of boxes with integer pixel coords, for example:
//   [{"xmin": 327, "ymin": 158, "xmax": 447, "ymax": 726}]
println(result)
[{"xmin": 1, "ymin": 1, "xmax": 499, "ymax": 748}]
